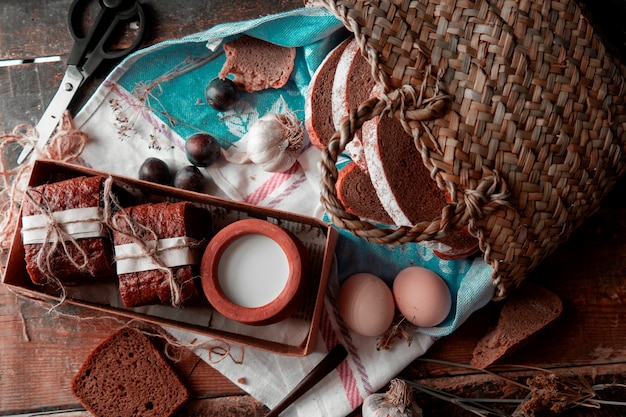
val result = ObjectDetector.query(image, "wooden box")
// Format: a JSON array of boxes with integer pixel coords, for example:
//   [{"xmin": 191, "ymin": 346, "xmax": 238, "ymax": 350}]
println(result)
[{"xmin": 4, "ymin": 160, "xmax": 338, "ymax": 356}]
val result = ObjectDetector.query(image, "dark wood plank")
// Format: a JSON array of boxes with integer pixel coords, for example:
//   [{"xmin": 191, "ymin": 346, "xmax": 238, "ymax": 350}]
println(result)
[
  {"xmin": 0, "ymin": 285, "xmax": 249, "ymax": 414},
  {"xmin": 0, "ymin": 62, "xmax": 66, "ymax": 130},
  {"xmin": 0, "ymin": 1, "xmax": 73, "ymax": 60},
  {"xmin": 0, "ymin": 0, "xmax": 306, "ymax": 60}
]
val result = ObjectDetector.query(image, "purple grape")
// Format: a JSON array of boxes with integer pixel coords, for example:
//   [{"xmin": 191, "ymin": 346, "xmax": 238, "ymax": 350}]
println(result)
[
  {"xmin": 138, "ymin": 157, "xmax": 171, "ymax": 185},
  {"xmin": 185, "ymin": 133, "xmax": 221, "ymax": 167},
  {"xmin": 205, "ymin": 77, "xmax": 239, "ymax": 111},
  {"xmin": 173, "ymin": 165, "xmax": 205, "ymax": 192}
]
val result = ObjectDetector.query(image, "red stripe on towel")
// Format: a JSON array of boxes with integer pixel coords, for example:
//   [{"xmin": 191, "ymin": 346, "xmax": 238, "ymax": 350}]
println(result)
[
  {"xmin": 244, "ymin": 163, "xmax": 300, "ymax": 205},
  {"xmin": 319, "ymin": 308, "xmax": 363, "ymax": 409}
]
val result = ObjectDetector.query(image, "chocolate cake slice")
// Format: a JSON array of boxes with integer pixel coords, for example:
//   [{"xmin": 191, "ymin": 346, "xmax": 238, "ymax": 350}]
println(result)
[{"xmin": 71, "ymin": 328, "xmax": 190, "ymax": 417}]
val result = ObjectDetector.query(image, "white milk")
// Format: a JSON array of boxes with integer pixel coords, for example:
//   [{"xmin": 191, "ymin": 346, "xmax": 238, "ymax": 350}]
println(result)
[{"xmin": 218, "ymin": 234, "xmax": 290, "ymax": 308}]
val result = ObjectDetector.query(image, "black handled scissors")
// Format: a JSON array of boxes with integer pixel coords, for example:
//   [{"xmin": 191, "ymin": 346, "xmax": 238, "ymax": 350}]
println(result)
[{"xmin": 18, "ymin": 0, "xmax": 146, "ymax": 163}]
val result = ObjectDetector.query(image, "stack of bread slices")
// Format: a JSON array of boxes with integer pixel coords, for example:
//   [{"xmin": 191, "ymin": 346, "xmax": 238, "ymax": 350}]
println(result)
[{"xmin": 306, "ymin": 37, "xmax": 479, "ymax": 260}]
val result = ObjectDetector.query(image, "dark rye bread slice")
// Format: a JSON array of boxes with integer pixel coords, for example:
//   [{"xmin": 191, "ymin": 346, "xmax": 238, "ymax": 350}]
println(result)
[
  {"xmin": 336, "ymin": 161, "xmax": 394, "ymax": 225},
  {"xmin": 362, "ymin": 112, "xmax": 446, "ymax": 227},
  {"xmin": 360, "ymin": 99, "xmax": 479, "ymax": 258},
  {"xmin": 471, "ymin": 282, "xmax": 563, "ymax": 368},
  {"xmin": 112, "ymin": 202, "xmax": 211, "ymax": 307},
  {"xmin": 320, "ymin": 44, "xmax": 478, "ymax": 258},
  {"xmin": 336, "ymin": 155, "xmax": 478, "ymax": 258},
  {"xmin": 219, "ymin": 35, "xmax": 296, "ymax": 92},
  {"xmin": 433, "ymin": 228, "xmax": 481, "ymax": 260},
  {"xmin": 332, "ymin": 39, "xmax": 366, "ymax": 128},
  {"xmin": 331, "ymin": 38, "xmax": 377, "ymax": 171},
  {"xmin": 71, "ymin": 328, "xmax": 190, "ymax": 417},
  {"xmin": 305, "ymin": 38, "xmax": 351, "ymax": 149},
  {"xmin": 22, "ymin": 175, "xmax": 115, "ymax": 285}
]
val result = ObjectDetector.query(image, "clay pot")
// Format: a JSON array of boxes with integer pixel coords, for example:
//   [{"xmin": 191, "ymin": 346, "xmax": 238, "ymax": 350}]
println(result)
[{"xmin": 200, "ymin": 218, "xmax": 309, "ymax": 325}]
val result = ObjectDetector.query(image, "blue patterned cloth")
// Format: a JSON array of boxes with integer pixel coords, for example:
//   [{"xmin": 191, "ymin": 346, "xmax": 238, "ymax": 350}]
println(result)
[{"xmin": 115, "ymin": 7, "xmax": 348, "ymax": 146}]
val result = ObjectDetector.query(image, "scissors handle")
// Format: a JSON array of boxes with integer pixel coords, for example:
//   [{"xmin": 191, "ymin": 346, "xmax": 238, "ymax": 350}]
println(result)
[
  {"xmin": 67, "ymin": 0, "xmax": 145, "ymax": 77},
  {"xmin": 15, "ymin": 0, "xmax": 146, "ymax": 164}
]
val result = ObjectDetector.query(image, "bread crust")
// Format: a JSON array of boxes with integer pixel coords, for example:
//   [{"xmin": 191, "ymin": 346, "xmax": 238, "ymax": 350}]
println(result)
[{"xmin": 336, "ymin": 161, "xmax": 394, "ymax": 225}]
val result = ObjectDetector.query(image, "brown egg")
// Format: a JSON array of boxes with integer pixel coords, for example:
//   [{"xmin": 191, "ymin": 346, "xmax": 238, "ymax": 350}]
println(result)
[
  {"xmin": 392, "ymin": 266, "xmax": 451, "ymax": 327},
  {"xmin": 337, "ymin": 273, "xmax": 396, "ymax": 337}
]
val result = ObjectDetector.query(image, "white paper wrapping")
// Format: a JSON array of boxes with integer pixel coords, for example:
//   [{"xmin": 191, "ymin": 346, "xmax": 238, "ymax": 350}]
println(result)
[
  {"xmin": 114, "ymin": 236, "xmax": 199, "ymax": 274},
  {"xmin": 21, "ymin": 206, "xmax": 107, "ymax": 245}
]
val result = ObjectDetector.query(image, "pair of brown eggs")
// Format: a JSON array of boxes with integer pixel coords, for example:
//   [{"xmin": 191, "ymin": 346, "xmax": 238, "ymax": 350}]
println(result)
[{"xmin": 337, "ymin": 267, "xmax": 452, "ymax": 337}]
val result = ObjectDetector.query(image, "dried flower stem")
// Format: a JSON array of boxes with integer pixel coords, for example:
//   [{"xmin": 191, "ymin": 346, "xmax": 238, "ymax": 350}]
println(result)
[
  {"xmin": 404, "ymin": 380, "xmax": 509, "ymax": 416},
  {"xmin": 133, "ymin": 48, "xmax": 223, "ymax": 104},
  {"xmin": 405, "ymin": 358, "xmax": 626, "ymax": 416},
  {"xmin": 111, "ymin": 47, "xmax": 236, "ymax": 148},
  {"xmin": 377, "ymin": 315, "xmax": 413, "ymax": 350}
]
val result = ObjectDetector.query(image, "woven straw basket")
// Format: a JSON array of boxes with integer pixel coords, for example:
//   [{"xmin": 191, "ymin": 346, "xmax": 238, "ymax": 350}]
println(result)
[{"xmin": 313, "ymin": 0, "xmax": 626, "ymax": 299}]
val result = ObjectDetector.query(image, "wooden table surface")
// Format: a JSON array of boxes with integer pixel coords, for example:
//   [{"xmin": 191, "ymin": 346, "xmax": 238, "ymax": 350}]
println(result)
[{"xmin": 2, "ymin": 1, "xmax": 626, "ymax": 416}]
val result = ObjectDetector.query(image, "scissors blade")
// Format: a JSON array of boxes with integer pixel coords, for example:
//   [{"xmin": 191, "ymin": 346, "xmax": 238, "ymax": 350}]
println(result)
[{"xmin": 17, "ymin": 65, "xmax": 85, "ymax": 164}]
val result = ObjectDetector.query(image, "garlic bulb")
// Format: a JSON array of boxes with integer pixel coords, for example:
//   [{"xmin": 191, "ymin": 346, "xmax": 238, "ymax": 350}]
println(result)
[
  {"xmin": 244, "ymin": 111, "xmax": 304, "ymax": 172},
  {"xmin": 362, "ymin": 379, "xmax": 423, "ymax": 417}
]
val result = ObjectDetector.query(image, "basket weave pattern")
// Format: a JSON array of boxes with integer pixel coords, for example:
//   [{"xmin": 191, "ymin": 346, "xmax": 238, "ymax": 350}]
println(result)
[{"xmin": 315, "ymin": 0, "xmax": 626, "ymax": 298}]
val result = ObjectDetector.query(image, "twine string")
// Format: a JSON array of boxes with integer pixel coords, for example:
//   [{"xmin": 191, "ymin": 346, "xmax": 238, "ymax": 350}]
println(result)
[
  {"xmin": 22, "ymin": 189, "xmax": 99, "ymax": 304},
  {"xmin": 41, "ymin": 111, "xmax": 87, "ymax": 162},
  {"xmin": 0, "ymin": 125, "xmax": 37, "ymax": 268},
  {"xmin": 102, "ymin": 178, "xmax": 185, "ymax": 307},
  {"xmin": 0, "ymin": 113, "xmax": 89, "ymax": 278},
  {"xmin": 8, "ymin": 285, "xmax": 245, "ymax": 365}
]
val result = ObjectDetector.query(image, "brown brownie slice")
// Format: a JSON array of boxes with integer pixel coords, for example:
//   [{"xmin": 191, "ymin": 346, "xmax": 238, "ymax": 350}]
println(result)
[
  {"xmin": 22, "ymin": 175, "xmax": 115, "ymax": 285},
  {"xmin": 71, "ymin": 328, "xmax": 190, "ymax": 417},
  {"xmin": 112, "ymin": 201, "xmax": 211, "ymax": 307}
]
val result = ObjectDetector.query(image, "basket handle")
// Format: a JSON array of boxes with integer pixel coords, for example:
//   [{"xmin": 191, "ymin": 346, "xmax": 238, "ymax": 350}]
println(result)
[
  {"xmin": 319, "ymin": 83, "xmax": 514, "ymax": 245},
  {"xmin": 319, "ymin": 87, "xmax": 462, "ymax": 244}
]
